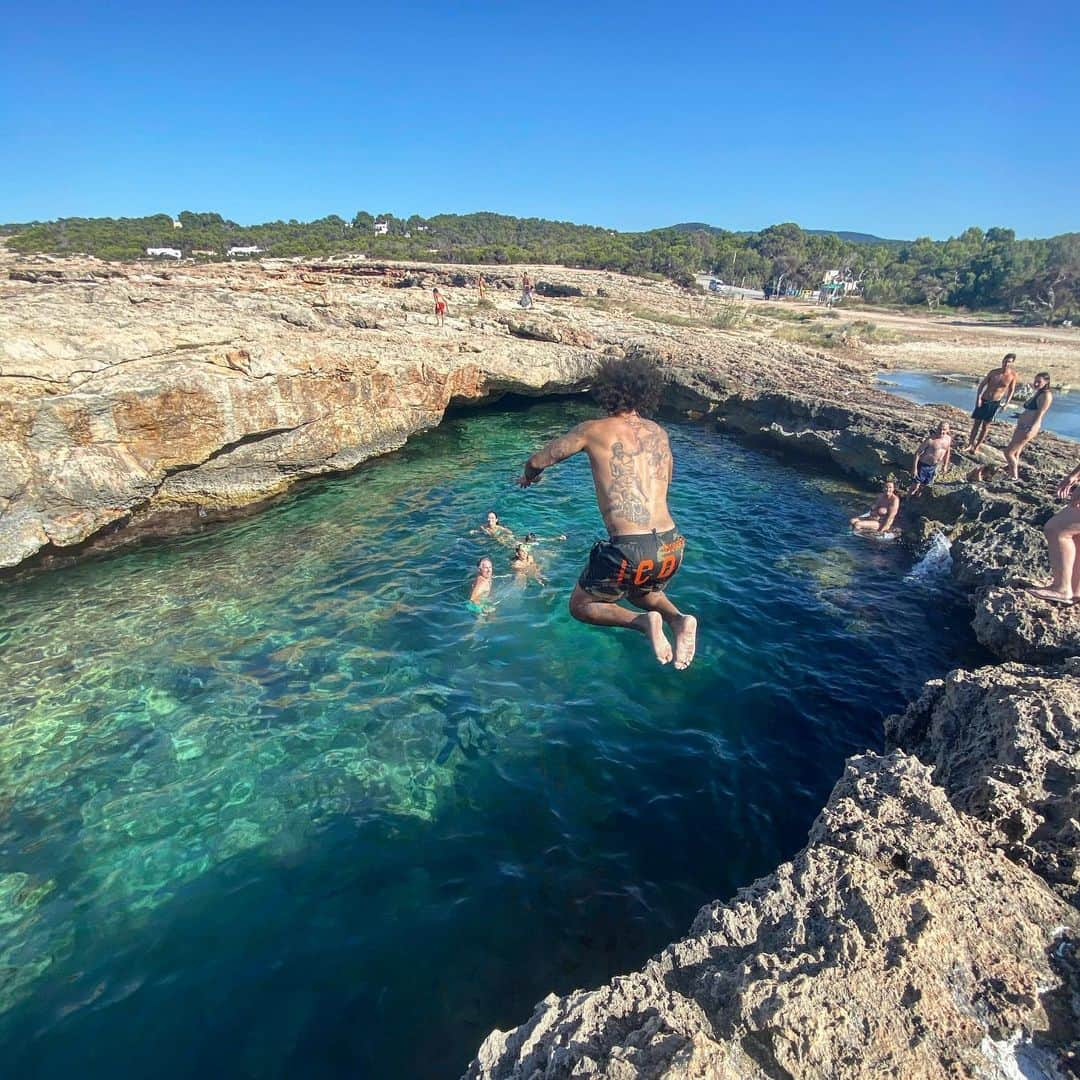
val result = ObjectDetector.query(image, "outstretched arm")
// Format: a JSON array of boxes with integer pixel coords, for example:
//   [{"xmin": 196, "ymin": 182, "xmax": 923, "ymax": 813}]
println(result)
[{"xmin": 517, "ymin": 424, "xmax": 589, "ymax": 488}]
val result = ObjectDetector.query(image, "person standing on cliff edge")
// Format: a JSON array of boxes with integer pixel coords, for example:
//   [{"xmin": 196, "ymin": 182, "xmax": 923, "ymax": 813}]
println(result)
[
  {"xmin": 433, "ymin": 287, "xmax": 447, "ymax": 327},
  {"xmin": 516, "ymin": 353, "xmax": 698, "ymax": 669}
]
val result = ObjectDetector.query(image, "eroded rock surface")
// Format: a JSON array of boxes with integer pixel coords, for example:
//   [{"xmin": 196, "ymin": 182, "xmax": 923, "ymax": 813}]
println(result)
[
  {"xmin": 468, "ymin": 754, "xmax": 1076, "ymax": 1080},
  {"xmin": 886, "ymin": 659, "xmax": 1080, "ymax": 907}
]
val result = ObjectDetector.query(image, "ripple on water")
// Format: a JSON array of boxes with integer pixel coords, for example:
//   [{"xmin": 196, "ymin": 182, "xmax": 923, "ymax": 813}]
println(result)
[{"xmin": 0, "ymin": 402, "xmax": 987, "ymax": 1077}]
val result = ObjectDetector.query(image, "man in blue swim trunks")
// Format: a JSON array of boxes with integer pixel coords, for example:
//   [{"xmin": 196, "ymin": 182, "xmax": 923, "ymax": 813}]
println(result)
[
  {"xmin": 516, "ymin": 352, "xmax": 697, "ymax": 669},
  {"xmin": 908, "ymin": 421, "xmax": 953, "ymax": 497}
]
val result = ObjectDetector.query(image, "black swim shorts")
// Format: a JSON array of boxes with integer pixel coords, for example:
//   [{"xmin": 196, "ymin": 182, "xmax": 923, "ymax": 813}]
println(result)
[
  {"xmin": 578, "ymin": 527, "xmax": 685, "ymax": 601},
  {"xmin": 971, "ymin": 400, "xmax": 1003, "ymax": 422}
]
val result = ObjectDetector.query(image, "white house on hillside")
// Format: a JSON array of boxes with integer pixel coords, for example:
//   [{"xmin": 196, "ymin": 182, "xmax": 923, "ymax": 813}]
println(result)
[
  {"xmin": 227, "ymin": 246, "xmax": 262, "ymax": 257},
  {"xmin": 373, "ymin": 221, "xmax": 389, "ymax": 235},
  {"xmin": 147, "ymin": 247, "xmax": 182, "ymax": 260},
  {"xmin": 172, "ymin": 219, "xmax": 183, "ymax": 229}
]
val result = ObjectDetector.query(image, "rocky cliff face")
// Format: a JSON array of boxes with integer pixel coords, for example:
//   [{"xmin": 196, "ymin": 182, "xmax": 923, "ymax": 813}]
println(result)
[{"xmin": 2, "ymin": 254, "xmax": 1078, "ymax": 1077}]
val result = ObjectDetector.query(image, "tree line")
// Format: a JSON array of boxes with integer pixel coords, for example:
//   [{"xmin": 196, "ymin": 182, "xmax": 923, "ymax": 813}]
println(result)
[{"xmin": 4, "ymin": 211, "xmax": 1077, "ymax": 322}]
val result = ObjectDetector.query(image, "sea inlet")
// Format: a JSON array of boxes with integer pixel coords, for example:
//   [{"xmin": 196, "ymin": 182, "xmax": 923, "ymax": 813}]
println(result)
[{"xmin": 0, "ymin": 400, "xmax": 988, "ymax": 1078}]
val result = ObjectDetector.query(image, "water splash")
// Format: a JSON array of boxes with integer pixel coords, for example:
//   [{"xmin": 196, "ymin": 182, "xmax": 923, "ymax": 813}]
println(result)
[{"xmin": 905, "ymin": 531, "xmax": 952, "ymax": 586}]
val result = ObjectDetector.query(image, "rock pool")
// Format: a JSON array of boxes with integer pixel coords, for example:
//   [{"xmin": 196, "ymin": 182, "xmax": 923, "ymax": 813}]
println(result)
[{"xmin": 0, "ymin": 401, "xmax": 987, "ymax": 1077}]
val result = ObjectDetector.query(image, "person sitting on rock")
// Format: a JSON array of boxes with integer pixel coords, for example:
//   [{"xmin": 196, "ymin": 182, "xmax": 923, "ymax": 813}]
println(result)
[
  {"xmin": 908, "ymin": 422, "xmax": 953, "ymax": 496},
  {"xmin": 850, "ymin": 480, "xmax": 901, "ymax": 535},
  {"xmin": 1027, "ymin": 463, "xmax": 1080, "ymax": 606}
]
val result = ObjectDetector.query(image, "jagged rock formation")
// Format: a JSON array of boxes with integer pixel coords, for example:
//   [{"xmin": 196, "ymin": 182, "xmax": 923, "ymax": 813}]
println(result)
[
  {"xmin": 886, "ymin": 660, "xmax": 1080, "ymax": 908},
  {"xmin": 468, "ymin": 753, "xmax": 1077, "ymax": 1079}
]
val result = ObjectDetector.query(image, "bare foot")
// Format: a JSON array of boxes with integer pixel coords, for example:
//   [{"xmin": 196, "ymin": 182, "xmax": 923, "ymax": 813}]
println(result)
[
  {"xmin": 1027, "ymin": 586, "xmax": 1075, "ymax": 605},
  {"xmin": 635, "ymin": 611, "xmax": 672, "ymax": 664},
  {"xmin": 672, "ymin": 614, "xmax": 698, "ymax": 670}
]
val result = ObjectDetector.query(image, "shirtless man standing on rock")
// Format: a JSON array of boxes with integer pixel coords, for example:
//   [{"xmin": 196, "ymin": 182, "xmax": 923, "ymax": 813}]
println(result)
[
  {"xmin": 968, "ymin": 354, "xmax": 1018, "ymax": 454},
  {"xmin": 516, "ymin": 353, "xmax": 697, "ymax": 669},
  {"xmin": 908, "ymin": 422, "xmax": 953, "ymax": 497}
]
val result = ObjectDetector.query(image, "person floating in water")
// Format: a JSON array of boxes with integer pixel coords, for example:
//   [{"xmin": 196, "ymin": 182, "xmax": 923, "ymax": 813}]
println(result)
[
  {"xmin": 510, "ymin": 544, "xmax": 545, "ymax": 584},
  {"xmin": 433, "ymin": 287, "xmax": 448, "ymax": 327},
  {"xmin": 1027, "ymin": 463, "xmax": 1080, "ymax": 606},
  {"xmin": 850, "ymin": 480, "xmax": 901, "ymax": 535},
  {"xmin": 477, "ymin": 510, "xmax": 515, "ymax": 543},
  {"xmin": 1004, "ymin": 372, "xmax": 1053, "ymax": 481},
  {"xmin": 516, "ymin": 352, "xmax": 697, "ymax": 669},
  {"xmin": 467, "ymin": 557, "xmax": 494, "ymax": 613},
  {"xmin": 908, "ymin": 421, "xmax": 953, "ymax": 496},
  {"xmin": 968, "ymin": 353, "xmax": 1018, "ymax": 454}
]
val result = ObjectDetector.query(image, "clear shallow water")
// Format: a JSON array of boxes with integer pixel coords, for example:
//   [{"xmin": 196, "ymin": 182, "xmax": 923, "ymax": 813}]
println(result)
[
  {"xmin": 877, "ymin": 369, "xmax": 1080, "ymax": 441},
  {"xmin": 0, "ymin": 402, "xmax": 986, "ymax": 1078}
]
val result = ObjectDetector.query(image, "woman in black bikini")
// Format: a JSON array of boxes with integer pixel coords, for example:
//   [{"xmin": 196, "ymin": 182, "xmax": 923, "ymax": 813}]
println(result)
[{"xmin": 1004, "ymin": 372, "xmax": 1053, "ymax": 480}]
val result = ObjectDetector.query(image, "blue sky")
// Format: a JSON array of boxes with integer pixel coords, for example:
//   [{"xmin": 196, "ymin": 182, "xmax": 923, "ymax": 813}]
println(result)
[{"xmin": 2, "ymin": 1, "xmax": 1076, "ymax": 238}]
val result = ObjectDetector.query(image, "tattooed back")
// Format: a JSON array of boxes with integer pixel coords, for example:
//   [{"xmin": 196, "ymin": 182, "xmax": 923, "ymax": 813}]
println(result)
[{"xmin": 578, "ymin": 414, "xmax": 676, "ymax": 536}]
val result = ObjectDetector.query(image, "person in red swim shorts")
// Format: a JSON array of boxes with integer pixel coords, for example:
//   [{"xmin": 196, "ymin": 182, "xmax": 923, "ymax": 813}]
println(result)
[{"xmin": 433, "ymin": 287, "xmax": 447, "ymax": 326}]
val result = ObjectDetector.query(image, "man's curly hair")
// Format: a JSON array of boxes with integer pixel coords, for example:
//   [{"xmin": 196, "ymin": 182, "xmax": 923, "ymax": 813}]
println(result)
[{"xmin": 591, "ymin": 349, "xmax": 665, "ymax": 416}]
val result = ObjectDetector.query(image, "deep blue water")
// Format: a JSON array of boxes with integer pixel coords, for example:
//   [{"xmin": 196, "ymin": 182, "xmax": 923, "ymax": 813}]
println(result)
[
  {"xmin": 877, "ymin": 369, "xmax": 1080, "ymax": 441},
  {"xmin": 0, "ymin": 401, "xmax": 986, "ymax": 1078}
]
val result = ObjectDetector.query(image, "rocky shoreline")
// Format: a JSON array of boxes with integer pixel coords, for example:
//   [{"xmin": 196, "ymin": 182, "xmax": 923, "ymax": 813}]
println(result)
[{"xmin": 1, "ymin": 254, "xmax": 1077, "ymax": 1076}]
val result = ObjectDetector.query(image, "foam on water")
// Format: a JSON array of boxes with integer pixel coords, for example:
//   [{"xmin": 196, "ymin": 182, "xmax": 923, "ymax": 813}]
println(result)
[
  {"xmin": 0, "ymin": 402, "xmax": 987, "ymax": 1078},
  {"xmin": 904, "ymin": 531, "xmax": 954, "ymax": 586}
]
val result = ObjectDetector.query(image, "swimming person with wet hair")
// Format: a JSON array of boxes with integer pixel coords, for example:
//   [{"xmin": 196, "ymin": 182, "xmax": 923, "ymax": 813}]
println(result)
[
  {"xmin": 467, "ymin": 557, "xmax": 494, "ymax": 613},
  {"xmin": 516, "ymin": 352, "xmax": 697, "ymax": 669},
  {"xmin": 510, "ymin": 544, "xmax": 545, "ymax": 584},
  {"xmin": 477, "ymin": 511, "xmax": 515, "ymax": 543}
]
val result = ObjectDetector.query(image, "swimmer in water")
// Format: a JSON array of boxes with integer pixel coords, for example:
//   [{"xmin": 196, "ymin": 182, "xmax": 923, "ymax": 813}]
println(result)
[
  {"xmin": 477, "ymin": 510, "xmax": 515, "ymax": 543},
  {"xmin": 510, "ymin": 544, "xmax": 545, "ymax": 584},
  {"xmin": 516, "ymin": 352, "xmax": 697, "ymax": 669},
  {"xmin": 466, "ymin": 557, "xmax": 494, "ymax": 613},
  {"xmin": 850, "ymin": 480, "xmax": 901, "ymax": 535}
]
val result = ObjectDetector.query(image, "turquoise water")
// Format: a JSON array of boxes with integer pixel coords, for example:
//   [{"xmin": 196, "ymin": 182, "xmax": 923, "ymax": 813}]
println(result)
[
  {"xmin": 0, "ymin": 401, "xmax": 985, "ymax": 1078},
  {"xmin": 877, "ymin": 369, "xmax": 1080, "ymax": 441}
]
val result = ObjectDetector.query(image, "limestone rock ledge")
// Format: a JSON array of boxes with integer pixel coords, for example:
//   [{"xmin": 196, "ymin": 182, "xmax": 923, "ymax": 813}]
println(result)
[{"xmin": 467, "ymin": 752, "xmax": 1077, "ymax": 1079}]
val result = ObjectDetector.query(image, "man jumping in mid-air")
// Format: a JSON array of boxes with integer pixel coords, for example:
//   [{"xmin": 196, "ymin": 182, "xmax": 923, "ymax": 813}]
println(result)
[{"xmin": 516, "ymin": 352, "xmax": 697, "ymax": 669}]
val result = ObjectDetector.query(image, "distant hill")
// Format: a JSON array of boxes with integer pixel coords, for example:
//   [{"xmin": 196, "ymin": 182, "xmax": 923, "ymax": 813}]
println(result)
[
  {"xmin": 667, "ymin": 222, "xmax": 905, "ymax": 246},
  {"xmin": 805, "ymin": 229, "xmax": 907, "ymax": 247}
]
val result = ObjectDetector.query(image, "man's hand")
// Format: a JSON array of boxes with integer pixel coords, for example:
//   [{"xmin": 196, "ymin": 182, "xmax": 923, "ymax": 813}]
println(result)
[
  {"xmin": 517, "ymin": 462, "xmax": 544, "ymax": 488},
  {"xmin": 1057, "ymin": 473, "xmax": 1079, "ymax": 500}
]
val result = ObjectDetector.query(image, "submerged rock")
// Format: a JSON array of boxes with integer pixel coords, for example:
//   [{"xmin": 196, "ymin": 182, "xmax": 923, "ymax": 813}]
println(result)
[{"xmin": 466, "ymin": 753, "xmax": 1076, "ymax": 1079}]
